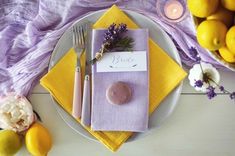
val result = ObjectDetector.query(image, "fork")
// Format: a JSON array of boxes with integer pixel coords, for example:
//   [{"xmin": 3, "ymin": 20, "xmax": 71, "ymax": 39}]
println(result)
[{"xmin": 72, "ymin": 25, "xmax": 86, "ymax": 119}]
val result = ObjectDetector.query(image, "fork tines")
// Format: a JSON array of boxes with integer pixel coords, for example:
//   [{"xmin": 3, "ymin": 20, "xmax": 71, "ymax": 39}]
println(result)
[{"xmin": 73, "ymin": 25, "xmax": 85, "ymax": 48}]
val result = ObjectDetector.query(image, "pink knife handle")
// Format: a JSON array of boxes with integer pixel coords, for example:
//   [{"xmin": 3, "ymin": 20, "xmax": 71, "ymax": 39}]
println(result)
[
  {"xmin": 72, "ymin": 67, "xmax": 82, "ymax": 119},
  {"xmin": 81, "ymin": 75, "xmax": 91, "ymax": 126}
]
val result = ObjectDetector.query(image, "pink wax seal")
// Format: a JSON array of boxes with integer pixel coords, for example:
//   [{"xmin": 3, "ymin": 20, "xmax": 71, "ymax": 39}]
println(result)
[{"xmin": 106, "ymin": 82, "xmax": 132, "ymax": 105}]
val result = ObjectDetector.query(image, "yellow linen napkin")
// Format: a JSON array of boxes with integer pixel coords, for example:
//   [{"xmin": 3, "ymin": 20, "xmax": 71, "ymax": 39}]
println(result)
[{"xmin": 40, "ymin": 5, "xmax": 187, "ymax": 152}]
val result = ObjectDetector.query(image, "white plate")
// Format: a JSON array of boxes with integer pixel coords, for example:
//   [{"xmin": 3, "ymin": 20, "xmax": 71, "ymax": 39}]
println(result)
[{"xmin": 49, "ymin": 9, "xmax": 183, "ymax": 142}]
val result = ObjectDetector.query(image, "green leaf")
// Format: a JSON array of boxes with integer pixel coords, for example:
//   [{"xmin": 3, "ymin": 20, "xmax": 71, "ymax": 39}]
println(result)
[{"xmin": 113, "ymin": 37, "xmax": 134, "ymax": 51}]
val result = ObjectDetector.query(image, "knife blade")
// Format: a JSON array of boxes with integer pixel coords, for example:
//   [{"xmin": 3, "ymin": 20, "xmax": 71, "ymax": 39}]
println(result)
[
  {"xmin": 81, "ymin": 22, "xmax": 92, "ymax": 127},
  {"xmin": 85, "ymin": 22, "xmax": 92, "ymax": 75}
]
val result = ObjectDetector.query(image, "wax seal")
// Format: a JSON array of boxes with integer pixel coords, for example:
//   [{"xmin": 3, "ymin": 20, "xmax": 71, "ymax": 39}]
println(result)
[{"xmin": 106, "ymin": 81, "xmax": 132, "ymax": 105}]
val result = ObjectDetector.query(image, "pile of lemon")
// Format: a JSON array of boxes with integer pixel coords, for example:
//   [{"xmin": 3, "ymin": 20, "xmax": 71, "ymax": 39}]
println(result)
[
  {"xmin": 0, "ymin": 122, "xmax": 52, "ymax": 156},
  {"xmin": 188, "ymin": 0, "xmax": 235, "ymax": 63}
]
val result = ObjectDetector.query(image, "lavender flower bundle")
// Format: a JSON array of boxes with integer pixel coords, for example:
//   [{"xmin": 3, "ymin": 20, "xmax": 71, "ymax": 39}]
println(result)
[
  {"xmin": 89, "ymin": 23, "xmax": 134, "ymax": 64},
  {"xmin": 188, "ymin": 47, "xmax": 235, "ymax": 101}
]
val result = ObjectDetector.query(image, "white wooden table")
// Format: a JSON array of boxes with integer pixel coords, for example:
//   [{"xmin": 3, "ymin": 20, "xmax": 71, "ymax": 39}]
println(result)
[{"xmin": 17, "ymin": 70, "xmax": 235, "ymax": 156}]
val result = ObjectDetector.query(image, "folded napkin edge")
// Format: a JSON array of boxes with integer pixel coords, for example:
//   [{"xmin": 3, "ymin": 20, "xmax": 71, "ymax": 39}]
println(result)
[
  {"xmin": 40, "ymin": 74, "xmax": 133, "ymax": 152},
  {"xmin": 149, "ymin": 71, "xmax": 187, "ymax": 113}
]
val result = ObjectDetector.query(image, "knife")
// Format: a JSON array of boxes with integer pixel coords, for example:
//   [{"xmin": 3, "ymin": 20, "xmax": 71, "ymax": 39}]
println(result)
[{"xmin": 81, "ymin": 22, "xmax": 92, "ymax": 126}]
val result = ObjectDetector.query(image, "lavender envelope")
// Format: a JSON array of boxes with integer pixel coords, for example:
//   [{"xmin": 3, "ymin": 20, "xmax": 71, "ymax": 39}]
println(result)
[{"xmin": 91, "ymin": 29, "xmax": 149, "ymax": 132}]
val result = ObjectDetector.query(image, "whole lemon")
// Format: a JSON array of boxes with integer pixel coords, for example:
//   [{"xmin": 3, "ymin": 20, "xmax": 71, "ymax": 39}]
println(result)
[
  {"xmin": 197, "ymin": 20, "xmax": 227, "ymax": 51},
  {"xmin": 221, "ymin": 0, "xmax": 235, "ymax": 11},
  {"xmin": 0, "ymin": 130, "xmax": 22, "ymax": 156},
  {"xmin": 207, "ymin": 6, "xmax": 234, "ymax": 28},
  {"xmin": 187, "ymin": 0, "xmax": 219, "ymax": 18},
  {"xmin": 219, "ymin": 46, "xmax": 235, "ymax": 63},
  {"xmin": 25, "ymin": 122, "xmax": 52, "ymax": 156},
  {"xmin": 226, "ymin": 26, "xmax": 235, "ymax": 53}
]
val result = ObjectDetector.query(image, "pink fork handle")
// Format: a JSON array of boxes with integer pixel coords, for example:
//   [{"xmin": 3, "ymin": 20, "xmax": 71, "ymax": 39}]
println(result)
[
  {"xmin": 81, "ymin": 75, "xmax": 91, "ymax": 126},
  {"xmin": 72, "ymin": 67, "xmax": 82, "ymax": 119}
]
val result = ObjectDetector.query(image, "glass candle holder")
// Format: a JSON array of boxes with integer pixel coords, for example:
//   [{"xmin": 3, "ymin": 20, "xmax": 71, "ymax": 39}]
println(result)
[{"xmin": 156, "ymin": 0, "xmax": 187, "ymax": 23}]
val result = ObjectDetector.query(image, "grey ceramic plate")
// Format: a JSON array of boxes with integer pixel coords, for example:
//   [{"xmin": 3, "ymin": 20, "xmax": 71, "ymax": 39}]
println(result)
[{"xmin": 49, "ymin": 9, "xmax": 183, "ymax": 142}]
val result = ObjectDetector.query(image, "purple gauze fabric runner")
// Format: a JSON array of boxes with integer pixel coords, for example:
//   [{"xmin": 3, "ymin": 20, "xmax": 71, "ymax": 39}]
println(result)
[{"xmin": 0, "ymin": 0, "xmax": 227, "ymax": 96}]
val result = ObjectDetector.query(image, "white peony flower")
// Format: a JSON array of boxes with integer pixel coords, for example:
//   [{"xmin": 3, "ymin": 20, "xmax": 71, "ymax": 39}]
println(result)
[
  {"xmin": 0, "ymin": 94, "xmax": 35, "ymax": 132},
  {"xmin": 188, "ymin": 62, "xmax": 220, "ymax": 92}
]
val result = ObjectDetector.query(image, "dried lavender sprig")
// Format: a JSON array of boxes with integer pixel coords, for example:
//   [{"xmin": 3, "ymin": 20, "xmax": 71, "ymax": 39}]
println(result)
[
  {"xmin": 190, "ymin": 47, "xmax": 235, "ymax": 101},
  {"xmin": 230, "ymin": 92, "xmax": 235, "ymax": 100},
  {"xmin": 206, "ymin": 86, "xmax": 217, "ymax": 99},
  {"xmin": 89, "ymin": 23, "xmax": 134, "ymax": 65},
  {"xmin": 103, "ymin": 23, "xmax": 128, "ymax": 44},
  {"xmin": 189, "ymin": 47, "xmax": 201, "ymax": 63},
  {"xmin": 206, "ymin": 76, "xmax": 235, "ymax": 100},
  {"xmin": 194, "ymin": 80, "xmax": 203, "ymax": 88}
]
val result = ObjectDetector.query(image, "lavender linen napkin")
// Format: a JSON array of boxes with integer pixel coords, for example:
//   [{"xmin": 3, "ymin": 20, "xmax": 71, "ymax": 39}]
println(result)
[{"xmin": 91, "ymin": 29, "xmax": 149, "ymax": 132}]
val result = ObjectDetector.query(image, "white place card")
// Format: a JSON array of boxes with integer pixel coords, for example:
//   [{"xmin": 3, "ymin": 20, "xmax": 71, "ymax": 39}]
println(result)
[{"xmin": 96, "ymin": 51, "xmax": 147, "ymax": 72}]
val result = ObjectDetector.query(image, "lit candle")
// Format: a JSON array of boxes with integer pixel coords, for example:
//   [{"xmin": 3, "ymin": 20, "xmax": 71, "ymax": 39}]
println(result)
[{"xmin": 164, "ymin": 0, "xmax": 184, "ymax": 20}]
